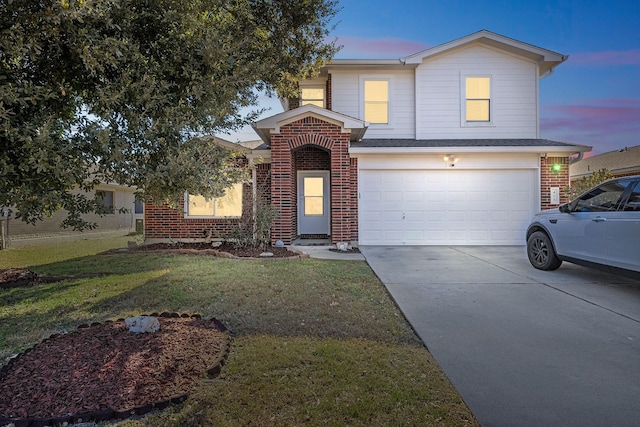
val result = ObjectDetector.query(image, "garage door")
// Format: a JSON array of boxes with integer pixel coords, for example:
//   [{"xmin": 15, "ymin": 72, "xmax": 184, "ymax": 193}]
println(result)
[{"xmin": 359, "ymin": 169, "xmax": 536, "ymax": 245}]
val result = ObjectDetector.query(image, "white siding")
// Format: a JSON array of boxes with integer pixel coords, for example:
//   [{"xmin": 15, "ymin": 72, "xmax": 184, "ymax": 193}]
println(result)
[
  {"xmin": 415, "ymin": 44, "xmax": 539, "ymax": 139},
  {"xmin": 331, "ymin": 70, "xmax": 415, "ymax": 139}
]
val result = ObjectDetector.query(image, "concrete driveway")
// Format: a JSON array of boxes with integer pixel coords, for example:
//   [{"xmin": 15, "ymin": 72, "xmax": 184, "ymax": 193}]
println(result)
[{"xmin": 360, "ymin": 246, "xmax": 640, "ymax": 427}]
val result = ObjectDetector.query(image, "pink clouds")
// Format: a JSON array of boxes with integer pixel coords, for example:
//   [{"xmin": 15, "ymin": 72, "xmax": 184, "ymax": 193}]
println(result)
[
  {"xmin": 568, "ymin": 50, "xmax": 640, "ymax": 66},
  {"xmin": 335, "ymin": 36, "xmax": 431, "ymax": 58},
  {"xmin": 541, "ymin": 99, "xmax": 640, "ymax": 154}
]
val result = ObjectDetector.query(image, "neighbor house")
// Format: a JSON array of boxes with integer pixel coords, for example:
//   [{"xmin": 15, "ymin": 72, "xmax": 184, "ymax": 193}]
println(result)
[
  {"xmin": 145, "ymin": 30, "xmax": 591, "ymax": 247},
  {"xmin": 570, "ymin": 145, "xmax": 640, "ymax": 181},
  {"xmin": 5, "ymin": 183, "xmax": 142, "ymax": 248}
]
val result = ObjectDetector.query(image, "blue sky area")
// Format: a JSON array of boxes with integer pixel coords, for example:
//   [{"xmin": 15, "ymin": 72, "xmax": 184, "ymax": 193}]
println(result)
[{"xmin": 225, "ymin": 0, "xmax": 640, "ymax": 156}]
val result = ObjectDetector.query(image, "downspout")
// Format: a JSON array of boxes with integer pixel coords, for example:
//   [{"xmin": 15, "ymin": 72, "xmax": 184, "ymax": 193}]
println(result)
[
  {"xmin": 569, "ymin": 151, "xmax": 584, "ymax": 164},
  {"xmin": 540, "ymin": 55, "xmax": 569, "ymax": 79},
  {"xmin": 252, "ymin": 166, "xmax": 257, "ymax": 241}
]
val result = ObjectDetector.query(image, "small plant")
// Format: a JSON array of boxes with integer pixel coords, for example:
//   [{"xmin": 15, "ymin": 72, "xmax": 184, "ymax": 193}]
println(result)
[
  {"xmin": 226, "ymin": 182, "xmax": 278, "ymax": 250},
  {"xmin": 564, "ymin": 168, "xmax": 613, "ymax": 200}
]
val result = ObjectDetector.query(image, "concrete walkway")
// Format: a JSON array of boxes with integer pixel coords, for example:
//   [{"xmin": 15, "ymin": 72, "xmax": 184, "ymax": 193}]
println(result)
[{"xmin": 360, "ymin": 245, "xmax": 640, "ymax": 427}]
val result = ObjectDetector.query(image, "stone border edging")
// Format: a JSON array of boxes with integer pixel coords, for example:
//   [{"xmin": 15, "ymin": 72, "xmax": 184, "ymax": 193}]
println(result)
[{"xmin": 102, "ymin": 247, "xmax": 310, "ymax": 259}]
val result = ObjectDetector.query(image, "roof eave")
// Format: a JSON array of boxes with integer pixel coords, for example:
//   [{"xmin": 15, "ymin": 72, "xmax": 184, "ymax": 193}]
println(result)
[
  {"xmin": 349, "ymin": 145, "xmax": 592, "ymax": 155},
  {"xmin": 252, "ymin": 104, "xmax": 369, "ymax": 145},
  {"xmin": 403, "ymin": 30, "xmax": 568, "ymax": 76}
]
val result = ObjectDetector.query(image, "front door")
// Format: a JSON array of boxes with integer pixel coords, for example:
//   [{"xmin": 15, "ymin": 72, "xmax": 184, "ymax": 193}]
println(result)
[{"xmin": 298, "ymin": 171, "xmax": 330, "ymax": 235}]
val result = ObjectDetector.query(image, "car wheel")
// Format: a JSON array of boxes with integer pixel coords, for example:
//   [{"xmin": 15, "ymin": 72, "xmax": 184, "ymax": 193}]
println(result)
[{"xmin": 527, "ymin": 231, "xmax": 562, "ymax": 271}]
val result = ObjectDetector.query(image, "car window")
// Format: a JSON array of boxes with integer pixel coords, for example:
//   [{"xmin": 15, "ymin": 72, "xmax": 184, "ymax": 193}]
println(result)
[
  {"xmin": 573, "ymin": 180, "xmax": 632, "ymax": 212},
  {"xmin": 622, "ymin": 181, "xmax": 640, "ymax": 212}
]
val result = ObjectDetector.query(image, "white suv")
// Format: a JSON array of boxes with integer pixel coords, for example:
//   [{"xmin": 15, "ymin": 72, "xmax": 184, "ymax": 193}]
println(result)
[{"xmin": 526, "ymin": 176, "xmax": 640, "ymax": 280}]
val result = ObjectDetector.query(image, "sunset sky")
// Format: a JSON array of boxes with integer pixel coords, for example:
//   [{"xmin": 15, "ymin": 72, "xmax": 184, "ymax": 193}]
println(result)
[{"xmin": 226, "ymin": 0, "xmax": 640, "ymax": 156}]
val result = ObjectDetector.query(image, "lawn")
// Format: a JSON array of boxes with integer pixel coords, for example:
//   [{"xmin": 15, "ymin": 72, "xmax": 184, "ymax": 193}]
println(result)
[{"xmin": 0, "ymin": 236, "xmax": 479, "ymax": 426}]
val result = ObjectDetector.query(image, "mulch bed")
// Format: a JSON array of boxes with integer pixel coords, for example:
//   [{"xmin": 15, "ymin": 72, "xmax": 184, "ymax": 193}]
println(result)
[
  {"xmin": 127, "ymin": 242, "xmax": 304, "ymax": 258},
  {"xmin": 0, "ymin": 268, "xmax": 41, "ymax": 289},
  {"xmin": 0, "ymin": 314, "xmax": 230, "ymax": 426}
]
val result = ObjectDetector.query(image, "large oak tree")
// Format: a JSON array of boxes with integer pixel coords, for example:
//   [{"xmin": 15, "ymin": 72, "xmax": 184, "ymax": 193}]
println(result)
[{"xmin": 0, "ymin": 0, "xmax": 339, "ymax": 230}]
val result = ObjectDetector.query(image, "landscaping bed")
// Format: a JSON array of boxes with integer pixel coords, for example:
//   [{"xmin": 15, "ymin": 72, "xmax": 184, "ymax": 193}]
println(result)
[
  {"xmin": 128, "ymin": 242, "xmax": 301, "ymax": 258},
  {"xmin": 0, "ymin": 314, "xmax": 229, "ymax": 425}
]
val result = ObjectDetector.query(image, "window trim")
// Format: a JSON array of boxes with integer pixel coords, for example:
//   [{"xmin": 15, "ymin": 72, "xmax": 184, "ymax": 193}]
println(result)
[
  {"xmin": 359, "ymin": 75, "xmax": 393, "ymax": 128},
  {"xmin": 461, "ymin": 74, "xmax": 494, "ymax": 127},
  {"xmin": 184, "ymin": 183, "xmax": 244, "ymax": 218}
]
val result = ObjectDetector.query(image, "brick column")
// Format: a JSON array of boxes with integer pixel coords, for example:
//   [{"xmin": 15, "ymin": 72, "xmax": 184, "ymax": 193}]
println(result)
[
  {"xmin": 540, "ymin": 156, "xmax": 570, "ymax": 210},
  {"xmin": 269, "ymin": 116, "xmax": 355, "ymax": 244}
]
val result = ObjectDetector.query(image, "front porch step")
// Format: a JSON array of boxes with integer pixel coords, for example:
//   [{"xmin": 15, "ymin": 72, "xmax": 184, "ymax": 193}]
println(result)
[{"xmin": 291, "ymin": 238, "xmax": 331, "ymax": 246}]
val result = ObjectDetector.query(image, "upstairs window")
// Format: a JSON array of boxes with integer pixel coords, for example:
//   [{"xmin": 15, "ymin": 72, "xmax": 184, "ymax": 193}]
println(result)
[
  {"xmin": 186, "ymin": 183, "xmax": 243, "ymax": 217},
  {"xmin": 465, "ymin": 76, "xmax": 491, "ymax": 122},
  {"xmin": 364, "ymin": 79, "xmax": 389, "ymax": 124},
  {"xmin": 300, "ymin": 87, "xmax": 325, "ymax": 108}
]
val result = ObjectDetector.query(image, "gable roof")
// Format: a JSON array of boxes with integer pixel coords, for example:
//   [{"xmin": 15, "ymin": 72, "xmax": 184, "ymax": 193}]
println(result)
[
  {"xmin": 252, "ymin": 104, "xmax": 368, "ymax": 145},
  {"xmin": 200, "ymin": 136, "xmax": 251, "ymax": 153},
  {"xmin": 570, "ymin": 145, "xmax": 640, "ymax": 178},
  {"xmin": 350, "ymin": 138, "xmax": 591, "ymax": 154},
  {"xmin": 325, "ymin": 30, "xmax": 567, "ymax": 77}
]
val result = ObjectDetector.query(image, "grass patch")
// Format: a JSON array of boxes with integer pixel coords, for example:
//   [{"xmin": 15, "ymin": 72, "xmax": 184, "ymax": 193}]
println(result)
[{"xmin": 0, "ymin": 237, "xmax": 479, "ymax": 426}]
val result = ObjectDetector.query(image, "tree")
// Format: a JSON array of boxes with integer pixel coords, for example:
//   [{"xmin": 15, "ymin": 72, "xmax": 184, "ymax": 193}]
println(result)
[
  {"xmin": 563, "ymin": 168, "xmax": 614, "ymax": 200},
  {"xmin": 0, "ymin": 0, "xmax": 340, "ymax": 230}
]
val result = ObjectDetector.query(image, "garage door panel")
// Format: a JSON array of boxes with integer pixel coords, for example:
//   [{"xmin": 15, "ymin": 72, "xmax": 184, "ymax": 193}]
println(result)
[{"xmin": 359, "ymin": 169, "xmax": 536, "ymax": 245}]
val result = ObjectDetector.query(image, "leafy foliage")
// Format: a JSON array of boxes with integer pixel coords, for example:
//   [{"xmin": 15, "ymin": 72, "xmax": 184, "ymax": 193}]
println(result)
[
  {"xmin": 224, "ymin": 179, "xmax": 277, "ymax": 250},
  {"xmin": 564, "ymin": 168, "xmax": 614, "ymax": 200},
  {"xmin": 0, "ymin": 0, "xmax": 340, "ymax": 229}
]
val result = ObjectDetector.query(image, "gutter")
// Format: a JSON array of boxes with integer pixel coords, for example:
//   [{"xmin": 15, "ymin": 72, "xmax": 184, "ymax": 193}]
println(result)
[{"xmin": 541, "ymin": 54, "xmax": 569, "ymax": 79}]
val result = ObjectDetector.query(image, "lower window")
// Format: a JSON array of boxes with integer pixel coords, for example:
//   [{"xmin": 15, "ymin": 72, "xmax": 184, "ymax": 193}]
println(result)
[{"xmin": 186, "ymin": 184, "xmax": 243, "ymax": 217}]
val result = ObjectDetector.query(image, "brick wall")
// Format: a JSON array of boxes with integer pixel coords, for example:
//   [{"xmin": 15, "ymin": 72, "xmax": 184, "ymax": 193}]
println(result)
[
  {"xmin": 294, "ymin": 146, "xmax": 331, "ymax": 170},
  {"xmin": 144, "ymin": 182, "xmax": 252, "ymax": 241},
  {"xmin": 144, "ymin": 162, "xmax": 271, "ymax": 242},
  {"xmin": 270, "ymin": 116, "xmax": 356, "ymax": 244},
  {"xmin": 540, "ymin": 156, "xmax": 570, "ymax": 210}
]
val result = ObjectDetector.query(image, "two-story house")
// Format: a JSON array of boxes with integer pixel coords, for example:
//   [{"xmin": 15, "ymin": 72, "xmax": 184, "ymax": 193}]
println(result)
[{"xmin": 145, "ymin": 30, "xmax": 591, "ymax": 246}]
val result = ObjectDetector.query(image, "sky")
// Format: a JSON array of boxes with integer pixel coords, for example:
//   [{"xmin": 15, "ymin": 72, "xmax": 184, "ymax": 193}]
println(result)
[{"xmin": 223, "ymin": 0, "xmax": 640, "ymax": 156}]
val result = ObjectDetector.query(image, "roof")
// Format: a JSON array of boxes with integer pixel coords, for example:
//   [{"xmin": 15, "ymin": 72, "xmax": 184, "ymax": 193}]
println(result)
[
  {"xmin": 252, "ymin": 104, "xmax": 368, "ymax": 145},
  {"xmin": 325, "ymin": 30, "xmax": 567, "ymax": 77},
  {"xmin": 350, "ymin": 138, "xmax": 591, "ymax": 154},
  {"xmin": 570, "ymin": 145, "xmax": 640, "ymax": 178}
]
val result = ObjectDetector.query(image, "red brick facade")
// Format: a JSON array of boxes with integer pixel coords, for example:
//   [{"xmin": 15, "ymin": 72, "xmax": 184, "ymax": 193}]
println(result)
[
  {"xmin": 540, "ymin": 156, "xmax": 570, "ymax": 210},
  {"xmin": 144, "ymin": 163, "xmax": 270, "ymax": 242},
  {"xmin": 269, "ymin": 116, "xmax": 357, "ymax": 244}
]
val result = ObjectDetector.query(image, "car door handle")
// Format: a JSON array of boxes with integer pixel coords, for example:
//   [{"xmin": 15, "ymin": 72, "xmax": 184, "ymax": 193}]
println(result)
[{"xmin": 592, "ymin": 217, "xmax": 607, "ymax": 222}]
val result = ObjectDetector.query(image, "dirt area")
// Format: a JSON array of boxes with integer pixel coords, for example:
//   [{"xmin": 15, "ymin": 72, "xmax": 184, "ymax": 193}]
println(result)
[
  {"xmin": 0, "ymin": 315, "xmax": 230, "ymax": 425},
  {"xmin": 0, "ymin": 268, "xmax": 39, "ymax": 288}
]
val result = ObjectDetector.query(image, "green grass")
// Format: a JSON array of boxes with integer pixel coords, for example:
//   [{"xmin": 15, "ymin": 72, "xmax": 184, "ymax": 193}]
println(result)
[{"xmin": 0, "ymin": 238, "xmax": 479, "ymax": 426}]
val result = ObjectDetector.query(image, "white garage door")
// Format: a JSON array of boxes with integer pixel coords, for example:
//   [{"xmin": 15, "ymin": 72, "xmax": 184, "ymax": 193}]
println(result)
[{"xmin": 359, "ymin": 169, "xmax": 536, "ymax": 245}]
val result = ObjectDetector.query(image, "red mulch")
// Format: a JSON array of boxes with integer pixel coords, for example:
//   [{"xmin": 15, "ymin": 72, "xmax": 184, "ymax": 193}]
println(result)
[{"xmin": 0, "ymin": 315, "xmax": 230, "ymax": 425}]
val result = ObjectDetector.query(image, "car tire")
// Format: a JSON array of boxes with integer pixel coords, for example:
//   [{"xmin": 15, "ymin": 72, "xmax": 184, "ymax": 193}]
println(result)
[{"xmin": 527, "ymin": 231, "xmax": 562, "ymax": 271}]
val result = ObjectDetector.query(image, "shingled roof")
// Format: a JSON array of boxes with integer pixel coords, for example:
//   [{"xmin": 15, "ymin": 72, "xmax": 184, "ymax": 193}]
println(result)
[
  {"xmin": 350, "ymin": 138, "xmax": 583, "ymax": 148},
  {"xmin": 570, "ymin": 145, "xmax": 640, "ymax": 179},
  {"xmin": 349, "ymin": 139, "xmax": 591, "ymax": 154}
]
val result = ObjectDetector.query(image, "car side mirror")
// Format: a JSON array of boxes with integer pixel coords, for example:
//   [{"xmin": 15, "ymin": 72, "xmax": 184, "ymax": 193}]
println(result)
[{"xmin": 559, "ymin": 203, "xmax": 572, "ymax": 214}]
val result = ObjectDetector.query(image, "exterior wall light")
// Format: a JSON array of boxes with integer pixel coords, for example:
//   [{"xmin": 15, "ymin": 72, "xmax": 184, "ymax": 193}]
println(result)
[
  {"xmin": 551, "ymin": 163, "xmax": 562, "ymax": 174},
  {"xmin": 443, "ymin": 154, "xmax": 459, "ymax": 167}
]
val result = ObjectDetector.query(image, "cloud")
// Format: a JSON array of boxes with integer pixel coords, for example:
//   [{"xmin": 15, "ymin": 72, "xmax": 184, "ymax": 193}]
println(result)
[
  {"xmin": 335, "ymin": 36, "xmax": 431, "ymax": 58},
  {"xmin": 568, "ymin": 50, "xmax": 640, "ymax": 66},
  {"xmin": 541, "ymin": 99, "xmax": 640, "ymax": 154}
]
